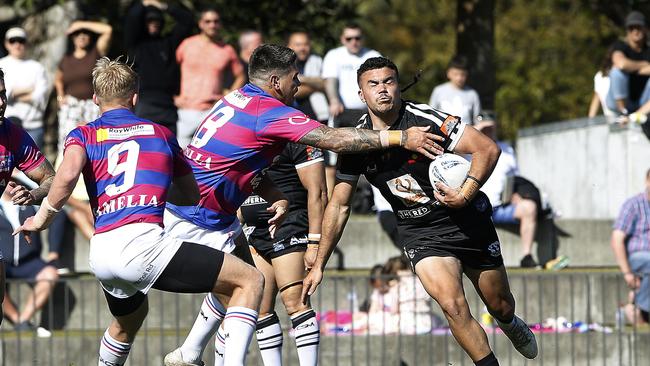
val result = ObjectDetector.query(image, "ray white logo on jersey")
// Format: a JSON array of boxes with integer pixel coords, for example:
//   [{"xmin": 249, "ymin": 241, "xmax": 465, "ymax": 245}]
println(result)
[
  {"xmin": 95, "ymin": 194, "xmax": 159, "ymax": 217},
  {"xmin": 96, "ymin": 124, "xmax": 155, "ymax": 142},
  {"xmin": 224, "ymin": 90, "xmax": 252, "ymax": 109}
]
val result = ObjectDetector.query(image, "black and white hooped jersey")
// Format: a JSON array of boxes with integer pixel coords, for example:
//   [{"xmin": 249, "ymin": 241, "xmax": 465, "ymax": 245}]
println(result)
[
  {"xmin": 337, "ymin": 101, "xmax": 492, "ymax": 243},
  {"xmin": 240, "ymin": 142, "xmax": 324, "ymax": 242}
]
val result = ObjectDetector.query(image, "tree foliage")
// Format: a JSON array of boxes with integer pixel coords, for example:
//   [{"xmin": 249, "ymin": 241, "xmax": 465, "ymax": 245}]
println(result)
[
  {"xmin": 492, "ymin": 0, "xmax": 620, "ymax": 139},
  {"xmin": 3, "ymin": 0, "xmax": 650, "ymax": 140}
]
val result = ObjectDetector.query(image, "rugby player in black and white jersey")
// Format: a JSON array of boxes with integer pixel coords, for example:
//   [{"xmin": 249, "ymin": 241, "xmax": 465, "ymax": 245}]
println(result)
[
  {"xmin": 239, "ymin": 143, "xmax": 326, "ymax": 366},
  {"xmin": 302, "ymin": 57, "xmax": 537, "ymax": 365}
]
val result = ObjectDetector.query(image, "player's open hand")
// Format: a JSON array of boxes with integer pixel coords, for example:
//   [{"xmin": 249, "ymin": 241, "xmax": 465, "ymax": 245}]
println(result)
[
  {"xmin": 433, "ymin": 182, "xmax": 468, "ymax": 209},
  {"xmin": 403, "ymin": 126, "xmax": 445, "ymax": 160},
  {"xmin": 267, "ymin": 199, "xmax": 289, "ymax": 239},
  {"xmin": 301, "ymin": 267, "xmax": 324, "ymax": 304},
  {"xmin": 12, "ymin": 216, "xmax": 39, "ymax": 245},
  {"xmin": 8, "ymin": 181, "xmax": 35, "ymax": 206}
]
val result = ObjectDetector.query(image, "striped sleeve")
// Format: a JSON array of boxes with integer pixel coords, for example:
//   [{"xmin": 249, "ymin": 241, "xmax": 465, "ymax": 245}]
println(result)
[
  {"xmin": 404, "ymin": 102, "xmax": 467, "ymax": 152},
  {"xmin": 64, "ymin": 127, "xmax": 87, "ymax": 152},
  {"xmin": 11, "ymin": 124, "xmax": 45, "ymax": 173}
]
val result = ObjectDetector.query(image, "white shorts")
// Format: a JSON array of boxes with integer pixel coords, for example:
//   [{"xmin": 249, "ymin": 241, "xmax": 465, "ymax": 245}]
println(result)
[
  {"xmin": 89, "ymin": 223, "xmax": 182, "ymax": 298},
  {"xmin": 163, "ymin": 209, "xmax": 242, "ymax": 253}
]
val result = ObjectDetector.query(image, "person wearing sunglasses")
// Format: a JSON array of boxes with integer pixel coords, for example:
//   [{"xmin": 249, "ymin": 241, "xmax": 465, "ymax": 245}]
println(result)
[
  {"xmin": 321, "ymin": 23, "xmax": 381, "ymax": 195},
  {"xmin": 0, "ymin": 27, "xmax": 48, "ymax": 148}
]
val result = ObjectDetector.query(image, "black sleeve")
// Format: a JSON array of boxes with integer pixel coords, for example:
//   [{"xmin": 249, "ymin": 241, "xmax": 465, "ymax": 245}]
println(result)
[
  {"xmin": 611, "ymin": 40, "xmax": 625, "ymax": 52},
  {"xmin": 336, "ymin": 153, "xmax": 364, "ymax": 181},
  {"xmin": 124, "ymin": 1, "xmax": 146, "ymax": 51},
  {"xmin": 291, "ymin": 143, "xmax": 324, "ymax": 168},
  {"xmin": 168, "ymin": 3, "xmax": 194, "ymax": 48}
]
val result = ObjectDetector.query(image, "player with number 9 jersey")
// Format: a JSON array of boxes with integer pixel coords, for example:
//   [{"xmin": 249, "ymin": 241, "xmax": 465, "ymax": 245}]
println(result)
[
  {"xmin": 165, "ymin": 83, "xmax": 323, "ymax": 250},
  {"xmin": 65, "ymin": 109, "xmax": 191, "ymax": 233}
]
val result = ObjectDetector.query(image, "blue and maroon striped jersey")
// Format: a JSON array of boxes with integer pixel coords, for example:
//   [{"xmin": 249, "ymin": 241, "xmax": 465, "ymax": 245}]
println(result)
[
  {"xmin": 0, "ymin": 118, "xmax": 45, "ymax": 195},
  {"xmin": 64, "ymin": 109, "xmax": 191, "ymax": 234},
  {"xmin": 166, "ymin": 83, "xmax": 322, "ymax": 230}
]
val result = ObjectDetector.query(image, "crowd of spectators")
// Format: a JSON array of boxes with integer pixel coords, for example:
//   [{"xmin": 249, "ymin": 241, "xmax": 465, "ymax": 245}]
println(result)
[{"xmin": 1, "ymin": 2, "xmax": 648, "ymax": 337}]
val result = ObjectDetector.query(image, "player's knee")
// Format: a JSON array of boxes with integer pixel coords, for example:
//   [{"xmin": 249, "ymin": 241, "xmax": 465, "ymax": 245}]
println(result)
[
  {"xmin": 283, "ymin": 294, "xmax": 308, "ymax": 315},
  {"xmin": 486, "ymin": 293, "xmax": 515, "ymax": 320},
  {"xmin": 438, "ymin": 296, "xmax": 470, "ymax": 321},
  {"xmin": 243, "ymin": 267, "xmax": 265, "ymax": 296}
]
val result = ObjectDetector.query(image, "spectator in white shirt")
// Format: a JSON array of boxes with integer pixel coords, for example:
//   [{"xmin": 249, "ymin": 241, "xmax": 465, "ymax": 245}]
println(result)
[
  {"xmin": 321, "ymin": 23, "xmax": 380, "ymax": 194},
  {"xmin": 478, "ymin": 111, "xmax": 539, "ymax": 268},
  {"xmin": 429, "ymin": 56, "xmax": 482, "ymax": 130},
  {"xmin": 322, "ymin": 23, "xmax": 380, "ymax": 126},
  {"xmin": 0, "ymin": 27, "xmax": 49, "ymax": 148}
]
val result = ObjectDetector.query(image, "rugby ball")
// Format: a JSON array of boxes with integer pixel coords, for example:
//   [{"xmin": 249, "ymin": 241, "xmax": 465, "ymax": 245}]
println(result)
[{"xmin": 428, "ymin": 153, "xmax": 470, "ymax": 190}]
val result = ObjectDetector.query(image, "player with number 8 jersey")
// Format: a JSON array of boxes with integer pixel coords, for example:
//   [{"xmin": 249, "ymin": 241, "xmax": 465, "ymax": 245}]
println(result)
[{"xmin": 165, "ymin": 84, "xmax": 323, "ymax": 235}]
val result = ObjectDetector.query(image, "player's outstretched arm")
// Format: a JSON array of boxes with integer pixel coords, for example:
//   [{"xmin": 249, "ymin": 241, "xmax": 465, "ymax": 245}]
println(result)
[
  {"xmin": 434, "ymin": 126, "xmax": 501, "ymax": 208},
  {"xmin": 13, "ymin": 145, "xmax": 86, "ymax": 242},
  {"xmin": 10, "ymin": 159, "xmax": 55, "ymax": 206},
  {"xmin": 301, "ymin": 177, "xmax": 357, "ymax": 304},
  {"xmin": 298, "ymin": 125, "xmax": 444, "ymax": 159}
]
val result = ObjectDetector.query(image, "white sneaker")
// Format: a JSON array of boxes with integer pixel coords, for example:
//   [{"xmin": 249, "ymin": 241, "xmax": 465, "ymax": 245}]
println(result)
[
  {"xmin": 499, "ymin": 316, "xmax": 538, "ymax": 359},
  {"xmin": 163, "ymin": 348, "xmax": 204, "ymax": 366},
  {"xmin": 36, "ymin": 327, "xmax": 52, "ymax": 338}
]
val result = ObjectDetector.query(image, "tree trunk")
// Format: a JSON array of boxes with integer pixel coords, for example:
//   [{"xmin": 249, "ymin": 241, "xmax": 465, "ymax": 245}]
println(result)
[{"xmin": 456, "ymin": 0, "xmax": 495, "ymax": 110}]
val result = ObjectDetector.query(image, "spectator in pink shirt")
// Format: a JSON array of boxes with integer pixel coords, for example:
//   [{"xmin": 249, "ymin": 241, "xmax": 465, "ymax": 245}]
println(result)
[{"xmin": 175, "ymin": 7, "xmax": 245, "ymax": 147}]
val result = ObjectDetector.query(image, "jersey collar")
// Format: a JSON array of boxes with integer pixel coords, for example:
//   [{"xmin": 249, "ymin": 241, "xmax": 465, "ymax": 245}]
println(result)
[{"xmin": 364, "ymin": 100, "xmax": 406, "ymax": 130}]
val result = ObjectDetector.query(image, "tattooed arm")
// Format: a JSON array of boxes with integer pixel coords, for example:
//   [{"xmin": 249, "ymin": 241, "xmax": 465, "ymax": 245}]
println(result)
[
  {"xmin": 10, "ymin": 159, "xmax": 55, "ymax": 205},
  {"xmin": 297, "ymin": 125, "xmax": 444, "ymax": 159}
]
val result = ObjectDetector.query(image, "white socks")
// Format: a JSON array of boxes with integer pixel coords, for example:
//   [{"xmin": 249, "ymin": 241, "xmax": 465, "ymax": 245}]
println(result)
[
  {"xmin": 98, "ymin": 329, "xmax": 131, "ymax": 366},
  {"xmin": 222, "ymin": 306, "xmax": 258, "ymax": 366},
  {"xmin": 256, "ymin": 312, "xmax": 284, "ymax": 365},
  {"xmin": 214, "ymin": 325, "xmax": 226, "ymax": 366},
  {"xmin": 180, "ymin": 294, "xmax": 226, "ymax": 363},
  {"xmin": 291, "ymin": 309, "xmax": 320, "ymax": 366}
]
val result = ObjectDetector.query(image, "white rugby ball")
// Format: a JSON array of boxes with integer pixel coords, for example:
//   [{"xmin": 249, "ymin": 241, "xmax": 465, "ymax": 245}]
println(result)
[{"xmin": 428, "ymin": 153, "xmax": 470, "ymax": 190}]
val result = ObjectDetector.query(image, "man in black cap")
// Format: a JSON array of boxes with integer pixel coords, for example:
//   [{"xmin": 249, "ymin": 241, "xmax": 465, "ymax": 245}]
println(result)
[
  {"xmin": 606, "ymin": 11, "xmax": 650, "ymax": 116},
  {"xmin": 124, "ymin": 0, "xmax": 193, "ymax": 135}
]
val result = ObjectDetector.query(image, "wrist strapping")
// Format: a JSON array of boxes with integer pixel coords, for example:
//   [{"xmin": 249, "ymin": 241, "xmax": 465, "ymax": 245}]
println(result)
[
  {"xmin": 308, "ymin": 233, "xmax": 320, "ymax": 247},
  {"xmin": 379, "ymin": 130, "xmax": 403, "ymax": 148},
  {"xmin": 33, "ymin": 198, "xmax": 60, "ymax": 229},
  {"xmin": 459, "ymin": 177, "xmax": 481, "ymax": 203}
]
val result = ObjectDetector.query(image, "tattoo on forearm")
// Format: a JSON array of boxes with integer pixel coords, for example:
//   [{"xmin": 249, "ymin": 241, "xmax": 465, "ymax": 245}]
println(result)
[
  {"xmin": 27, "ymin": 162, "xmax": 55, "ymax": 203},
  {"xmin": 299, "ymin": 126, "xmax": 382, "ymax": 153}
]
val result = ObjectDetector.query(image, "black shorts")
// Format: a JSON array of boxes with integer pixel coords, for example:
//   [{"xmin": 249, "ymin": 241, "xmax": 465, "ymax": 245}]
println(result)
[
  {"xmin": 249, "ymin": 234, "xmax": 307, "ymax": 261},
  {"xmin": 104, "ymin": 242, "xmax": 225, "ymax": 317},
  {"xmin": 402, "ymin": 218, "xmax": 503, "ymax": 271}
]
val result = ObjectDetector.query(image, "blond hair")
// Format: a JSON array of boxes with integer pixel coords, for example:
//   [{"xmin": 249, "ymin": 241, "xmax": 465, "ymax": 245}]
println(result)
[{"xmin": 92, "ymin": 56, "xmax": 138, "ymax": 105}]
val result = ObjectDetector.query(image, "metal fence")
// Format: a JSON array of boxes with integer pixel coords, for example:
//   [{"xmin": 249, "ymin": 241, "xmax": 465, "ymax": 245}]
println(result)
[{"xmin": 0, "ymin": 270, "xmax": 647, "ymax": 365}]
